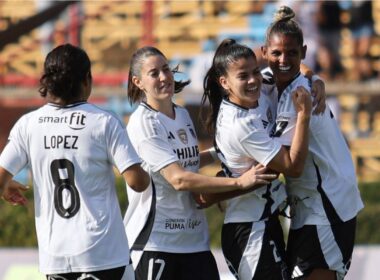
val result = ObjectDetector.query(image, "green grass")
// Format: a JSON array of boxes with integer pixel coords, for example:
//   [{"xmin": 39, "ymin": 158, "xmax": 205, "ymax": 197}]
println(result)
[{"xmin": 0, "ymin": 178, "xmax": 378, "ymax": 247}]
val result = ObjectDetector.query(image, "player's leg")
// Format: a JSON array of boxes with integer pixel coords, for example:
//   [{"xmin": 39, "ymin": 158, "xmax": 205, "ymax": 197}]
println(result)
[
  {"xmin": 179, "ymin": 251, "xmax": 220, "ymax": 280},
  {"xmin": 305, "ymin": 268, "xmax": 336, "ymax": 280},
  {"xmin": 222, "ymin": 217, "xmax": 288, "ymax": 280},
  {"xmin": 287, "ymin": 218, "xmax": 356, "ymax": 280},
  {"xmin": 221, "ymin": 222, "xmax": 253, "ymax": 279},
  {"xmin": 254, "ymin": 214, "xmax": 289, "ymax": 280}
]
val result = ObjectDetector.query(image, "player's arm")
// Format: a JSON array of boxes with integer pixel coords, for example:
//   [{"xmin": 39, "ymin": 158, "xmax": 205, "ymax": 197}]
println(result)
[
  {"xmin": 160, "ymin": 162, "xmax": 276, "ymax": 193},
  {"xmin": 193, "ymin": 189, "xmax": 254, "ymax": 209},
  {"xmin": 300, "ymin": 63, "xmax": 326, "ymax": 115},
  {"xmin": 0, "ymin": 167, "xmax": 28, "ymax": 205},
  {"xmin": 192, "ymin": 166, "xmax": 274, "ymax": 208},
  {"xmin": 267, "ymin": 86, "xmax": 312, "ymax": 177},
  {"xmin": 122, "ymin": 163, "xmax": 150, "ymax": 192}
]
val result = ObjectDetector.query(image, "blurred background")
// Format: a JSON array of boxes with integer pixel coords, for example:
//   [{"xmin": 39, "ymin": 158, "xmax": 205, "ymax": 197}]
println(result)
[{"xmin": 0, "ymin": 0, "xmax": 379, "ymax": 279}]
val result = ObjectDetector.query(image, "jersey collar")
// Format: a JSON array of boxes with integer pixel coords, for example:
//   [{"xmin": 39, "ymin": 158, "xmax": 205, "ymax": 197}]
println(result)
[
  {"xmin": 277, "ymin": 71, "xmax": 301, "ymax": 99},
  {"xmin": 48, "ymin": 101, "xmax": 87, "ymax": 109},
  {"xmin": 141, "ymin": 101, "xmax": 177, "ymax": 112},
  {"xmin": 223, "ymin": 97, "xmax": 260, "ymax": 111}
]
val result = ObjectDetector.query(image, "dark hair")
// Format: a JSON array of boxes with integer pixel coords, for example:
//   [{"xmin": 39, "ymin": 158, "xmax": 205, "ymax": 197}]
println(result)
[
  {"xmin": 127, "ymin": 46, "xmax": 190, "ymax": 104},
  {"xmin": 265, "ymin": 6, "xmax": 304, "ymax": 46},
  {"xmin": 201, "ymin": 38, "xmax": 256, "ymax": 133},
  {"xmin": 39, "ymin": 44, "xmax": 91, "ymax": 102}
]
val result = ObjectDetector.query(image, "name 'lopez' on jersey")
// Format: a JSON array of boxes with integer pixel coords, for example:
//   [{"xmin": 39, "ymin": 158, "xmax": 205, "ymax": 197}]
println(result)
[{"xmin": 39, "ymin": 111, "xmax": 86, "ymax": 150}]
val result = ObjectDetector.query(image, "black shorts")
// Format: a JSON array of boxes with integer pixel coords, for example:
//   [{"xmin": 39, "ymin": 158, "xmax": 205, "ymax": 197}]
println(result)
[
  {"xmin": 221, "ymin": 214, "xmax": 289, "ymax": 280},
  {"xmin": 134, "ymin": 250, "xmax": 219, "ymax": 280},
  {"xmin": 287, "ymin": 217, "xmax": 357, "ymax": 280},
  {"xmin": 46, "ymin": 266, "xmax": 126, "ymax": 280}
]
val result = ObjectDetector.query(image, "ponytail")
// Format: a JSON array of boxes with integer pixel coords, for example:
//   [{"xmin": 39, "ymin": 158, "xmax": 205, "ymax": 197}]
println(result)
[{"xmin": 200, "ymin": 38, "xmax": 256, "ymax": 133}]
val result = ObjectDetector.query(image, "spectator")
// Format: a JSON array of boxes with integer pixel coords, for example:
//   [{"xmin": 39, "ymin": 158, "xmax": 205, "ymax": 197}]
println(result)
[
  {"xmin": 345, "ymin": 0, "xmax": 375, "ymax": 81},
  {"xmin": 316, "ymin": 1, "xmax": 344, "ymax": 80}
]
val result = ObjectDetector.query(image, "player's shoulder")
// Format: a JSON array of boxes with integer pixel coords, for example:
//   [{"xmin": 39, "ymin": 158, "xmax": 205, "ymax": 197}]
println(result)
[
  {"xmin": 220, "ymin": 99, "xmax": 262, "ymax": 137},
  {"xmin": 14, "ymin": 105, "xmax": 47, "ymax": 128},
  {"xmin": 220, "ymin": 98, "xmax": 244, "ymax": 118},
  {"xmin": 129, "ymin": 102, "xmax": 157, "ymax": 125},
  {"xmin": 84, "ymin": 103, "xmax": 126, "ymax": 128},
  {"xmin": 173, "ymin": 103, "xmax": 192, "ymax": 120},
  {"xmin": 127, "ymin": 103, "xmax": 163, "ymax": 137},
  {"xmin": 282, "ymin": 73, "xmax": 311, "ymax": 98},
  {"xmin": 293, "ymin": 73, "xmax": 312, "ymax": 90}
]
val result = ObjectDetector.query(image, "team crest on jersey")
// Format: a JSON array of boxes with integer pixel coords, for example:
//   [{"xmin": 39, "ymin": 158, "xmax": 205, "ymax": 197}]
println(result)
[{"xmin": 177, "ymin": 129, "xmax": 188, "ymax": 144}]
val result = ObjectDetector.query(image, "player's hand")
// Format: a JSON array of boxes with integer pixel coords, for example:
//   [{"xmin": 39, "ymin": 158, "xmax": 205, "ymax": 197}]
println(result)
[
  {"xmin": 192, "ymin": 169, "xmax": 226, "ymax": 209},
  {"xmin": 311, "ymin": 79, "xmax": 326, "ymax": 115},
  {"xmin": 2, "ymin": 180, "xmax": 29, "ymax": 206},
  {"xmin": 192, "ymin": 193, "xmax": 212, "ymax": 209},
  {"xmin": 237, "ymin": 164, "xmax": 278, "ymax": 190},
  {"xmin": 256, "ymin": 163, "xmax": 280, "ymax": 177},
  {"xmin": 292, "ymin": 86, "xmax": 312, "ymax": 117}
]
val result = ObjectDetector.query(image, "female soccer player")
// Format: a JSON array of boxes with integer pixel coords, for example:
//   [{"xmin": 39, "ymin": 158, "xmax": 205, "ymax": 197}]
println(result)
[
  {"xmin": 261, "ymin": 6, "xmax": 364, "ymax": 280},
  {"xmin": 124, "ymin": 46, "xmax": 277, "ymax": 280},
  {"xmin": 200, "ymin": 38, "xmax": 312, "ymax": 280},
  {"xmin": 0, "ymin": 44, "xmax": 150, "ymax": 280}
]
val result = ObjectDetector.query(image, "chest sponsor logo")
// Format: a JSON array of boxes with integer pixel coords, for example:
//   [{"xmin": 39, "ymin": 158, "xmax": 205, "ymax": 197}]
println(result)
[{"xmin": 173, "ymin": 145, "xmax": 199, "ymax": 160}]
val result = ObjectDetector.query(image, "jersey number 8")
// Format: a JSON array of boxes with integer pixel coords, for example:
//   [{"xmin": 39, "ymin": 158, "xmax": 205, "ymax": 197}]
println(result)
[{"xmin": 51, "ymin": 159, "xmax": 80, "ymax": 218}]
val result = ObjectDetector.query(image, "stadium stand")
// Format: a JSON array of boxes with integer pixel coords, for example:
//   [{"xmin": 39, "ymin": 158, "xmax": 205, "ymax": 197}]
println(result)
[{"xmin": 0, "ymin": 0, "xmax": 380, "ymax": 180}]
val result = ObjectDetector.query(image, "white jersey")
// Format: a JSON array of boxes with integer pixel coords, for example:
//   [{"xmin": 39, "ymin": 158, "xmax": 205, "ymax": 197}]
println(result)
[
  {"xmin": 261, "ymin": 71, "xmax": 364, "ymax": 229},
  {"xmin": 124, "ymin": 102, "xmax": 209, "ymax": 255},
  {"xmin": 0, "ymin": 102, "xmax": 139, "ymax": 274},
  {"xmin": 215, "ymin": 98, "xmax": 287, "ymax": 224}
]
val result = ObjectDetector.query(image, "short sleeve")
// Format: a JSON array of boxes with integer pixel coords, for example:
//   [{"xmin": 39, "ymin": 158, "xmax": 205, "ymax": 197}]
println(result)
[
  {"xmin": 129, "ymin": 115, "xmax": 178, "ymax": 173},
  {"xmin": 238, "ymin": 114, "xmax": 282, "ymax": 166},
  {"xmin": 138, "ymin": 136, "xmax": 178, "ymax": 172},
  {"xmin": 105, "ymin": 116, "xmax": 141, "ymax": 173},
  {"xmin": 272, "ymin": 111, "xmax": 298, "ymax": 146},
  {"xmin": 0, "ymin": 117, "xmax": 28, "ymax": 175}
]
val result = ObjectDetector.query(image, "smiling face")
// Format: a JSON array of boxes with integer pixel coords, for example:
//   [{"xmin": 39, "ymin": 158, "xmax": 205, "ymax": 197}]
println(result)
[
  {"xmin": 262, "ymin": 33, "xmax": 306, "ymax": 89},
  {"xmin": 219, "ymin": 56, "xmax": 262, "ymax": 108},
  {"xmin": 132, "ymin": 54, "xmax": 174, "ymax": 105}
]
